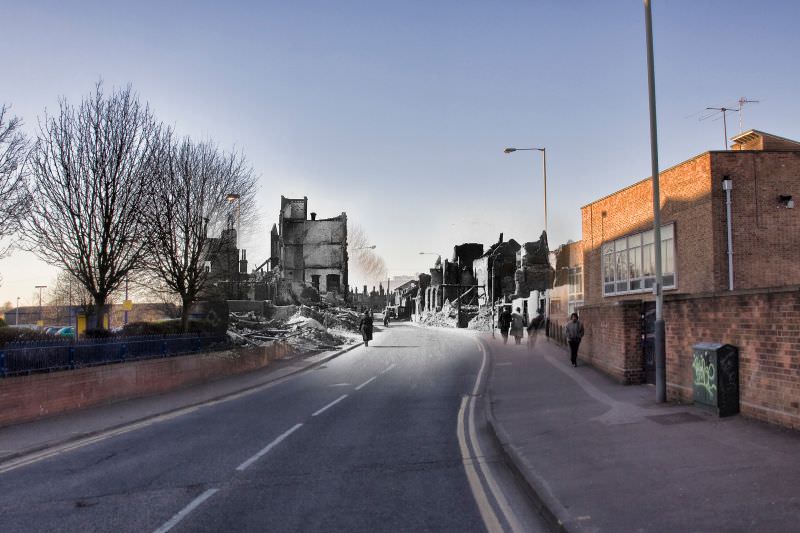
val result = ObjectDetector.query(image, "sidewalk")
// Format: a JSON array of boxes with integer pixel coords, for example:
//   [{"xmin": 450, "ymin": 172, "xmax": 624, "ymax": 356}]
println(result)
[
  {"xmin": 484, "ymin": 333, "xmax": 800, "ymax": 533},
  {"xmin": 0, "ymin": 343, "xmax": 361, "ymax": 465}
]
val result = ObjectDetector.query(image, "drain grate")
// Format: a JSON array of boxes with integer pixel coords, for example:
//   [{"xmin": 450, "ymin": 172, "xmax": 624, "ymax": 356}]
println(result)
[{"xmin": 646, "ymin": 412, "xmax": 705, "ymax": 425}]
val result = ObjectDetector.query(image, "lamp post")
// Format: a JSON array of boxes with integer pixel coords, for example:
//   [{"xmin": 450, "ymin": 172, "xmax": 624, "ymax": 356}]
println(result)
[
  {"xmin": 486, "ymin": 246, "xmax": 505, "ymax": 337},
  {"xmin": 504, "ymin": 147, "xmax": 548, "ymax": 238},
  {"xmin": 644, "ymin": 0, "xmax": 666, "ymax": 403},
  {"xmin": 16, "ymin": 296, "xmax": 20, "ymax": 326},
  {"xmin": 35, "ymin": 285, "xmax": 47, "ymax": 327}
]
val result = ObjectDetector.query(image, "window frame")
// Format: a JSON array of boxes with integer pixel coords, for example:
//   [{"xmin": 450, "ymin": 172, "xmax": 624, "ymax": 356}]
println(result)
[{"xmin": 601, "ymin": 223, "xmax": 676, "ymax": 297}]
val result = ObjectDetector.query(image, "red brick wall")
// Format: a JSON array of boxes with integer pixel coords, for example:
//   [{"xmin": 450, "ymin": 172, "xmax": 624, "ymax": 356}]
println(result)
[
  {"xmin": 577, "ymin": 287, "xmax": 800, "ymax": 430},
  {"xmin": 0, "ymin": 343, "xmax": 292, "ymax": 427},
  {"xmin": 577, "ymin": 300, "xmax": 643, "ymax": 384},
  {"xmin": 711, "ymin": 151, "xmax": 800, "ymax": 291},
  {"xmin": 664, "ymin": 287, "xmax": 800, "ymax": 430}
]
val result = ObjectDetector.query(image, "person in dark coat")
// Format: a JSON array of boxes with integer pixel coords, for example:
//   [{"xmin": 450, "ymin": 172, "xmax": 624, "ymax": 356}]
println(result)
[
  {"xmin": 510, "ymin": 307, "xmax": 525, "ymax": 345},
  {"xmin": 565, "ymin": 312, "xmax": 585, "ymax": 367},
  {"xmin": 498, "ymin": 307, "xmax": 512, "ymax": 344},
  {"xmin": 359, "ymin": 311, "xmax": 374, "ymax": 347}
]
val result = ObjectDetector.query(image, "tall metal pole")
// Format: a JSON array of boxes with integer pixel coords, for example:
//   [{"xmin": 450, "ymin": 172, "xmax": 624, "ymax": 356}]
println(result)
[
  {"xmin": 16, "ymin": 297, "xmax": 19, "ymax": 326},
  {"xmin": 645, "ymin": 0, "xmax": 666, "ymax": 403},
  {"xmin": 35, "ymin": 285, "xmax": 47, "ymax": 326},
  {"xmin": 541, "ymin": 148, "xmax": 548, "ymax": 238}
]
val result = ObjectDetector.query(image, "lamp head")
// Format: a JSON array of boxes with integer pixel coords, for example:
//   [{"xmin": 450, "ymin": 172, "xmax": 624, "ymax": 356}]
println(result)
[{"xmin": 504, "ymin": 148, "xmax": 517, "ymax": 154}]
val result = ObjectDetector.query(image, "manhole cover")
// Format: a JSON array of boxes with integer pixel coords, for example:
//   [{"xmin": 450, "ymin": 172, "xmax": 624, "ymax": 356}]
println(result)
[{"xmin": 646, "ymin": 412, "xmax": 705, "ymax": 425}]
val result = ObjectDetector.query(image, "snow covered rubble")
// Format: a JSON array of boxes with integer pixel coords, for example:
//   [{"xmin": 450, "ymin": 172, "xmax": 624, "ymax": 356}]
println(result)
[{"xmin": 227, "ymin": 304, "xmax": 362, "ymax": 353}]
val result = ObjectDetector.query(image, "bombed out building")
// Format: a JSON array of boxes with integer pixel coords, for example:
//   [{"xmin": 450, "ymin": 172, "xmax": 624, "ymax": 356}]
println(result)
[{"xmin": 271, "ymin": 196, "xmax": 348, "ymax": 303}]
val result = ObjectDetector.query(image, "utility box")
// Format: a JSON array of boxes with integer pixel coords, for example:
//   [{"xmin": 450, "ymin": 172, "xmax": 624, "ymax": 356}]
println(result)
[{"xmin": 692, "ymin": 343, "xmax": 739, "ymax": 417}]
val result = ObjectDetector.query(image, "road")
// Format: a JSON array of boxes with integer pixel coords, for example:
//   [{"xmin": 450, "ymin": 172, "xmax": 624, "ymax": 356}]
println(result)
[{"xmin": 0, "ymin": 322, "xmax": 547, "ymax": 532}]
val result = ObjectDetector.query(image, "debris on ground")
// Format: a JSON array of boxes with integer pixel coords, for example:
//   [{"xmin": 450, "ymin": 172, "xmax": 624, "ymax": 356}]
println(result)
[
  {"xmin": 227, "ymin": 304, "xmax": 363, "ymax": 352},
  {"xmin": 467, "ymin": 306, "xmax": 493, "ymax": 331}
]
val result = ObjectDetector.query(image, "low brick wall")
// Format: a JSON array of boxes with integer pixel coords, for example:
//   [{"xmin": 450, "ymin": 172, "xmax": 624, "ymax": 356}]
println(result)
[
  {"xmin": 0, "ymin": 342, "xmax": 292, "ymax": 428},
  {"xmin": 664, "ymin": 287, "xmax": 800, "ymax": 430},
  {"xmin": 577, "ymin": 287, "xmax": 800, "ymax": 430},
  {"xmin": 578, "ymin": 300, "xmax": 643, "ymax": 384}
]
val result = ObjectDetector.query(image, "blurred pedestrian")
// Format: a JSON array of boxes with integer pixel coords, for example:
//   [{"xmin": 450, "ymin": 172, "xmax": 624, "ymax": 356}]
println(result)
[
  {"xmin": 510, "ymin": 307, "xmax": 524, "ymax": 345},
  {"xmin": 527, "ymin": 309, "xmax": 544, "ymax": 350},
  {"xmin": 359, "ymin": 310, "xmax": 374, "ymax": 347},
  {"xmin": 565, "ymin": 312, "xmax": 585, "ymax": 367},
  {"xmin": 498, "ymin": 306, "xmax": 512, "ymax": 344}
]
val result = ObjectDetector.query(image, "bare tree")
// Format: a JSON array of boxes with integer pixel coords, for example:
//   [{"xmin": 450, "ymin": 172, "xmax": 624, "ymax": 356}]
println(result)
[
  {"xmin": 144, "ymin": 132, "xmax": 257, "ymax": 332},
  {"xmin": 24, "ymin": 83, "xmax": 160, "ymax": 330},
  {"xmin": 347, "ymin": 222, "xmax": 387, "ymax": 288},
  {"xmin": 0, "ymin": 105, "xmax": 30, "ymax": 267}
]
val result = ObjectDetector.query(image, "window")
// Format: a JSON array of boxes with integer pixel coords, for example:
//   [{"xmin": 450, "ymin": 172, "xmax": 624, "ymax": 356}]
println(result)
[
  {"xmin": 311, "ymin": 275, "xmax": 320, "ymax": 291},
  {"xmin": 568, "ymin": 266, "xmax": 583, "ymax": 315},
  {"xmin": 602, "ymin": 223, "xmax": 676, "ymax": 296}
]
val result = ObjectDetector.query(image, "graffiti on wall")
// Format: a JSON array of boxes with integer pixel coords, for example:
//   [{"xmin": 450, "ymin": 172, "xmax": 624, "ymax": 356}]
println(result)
[{"xmin": 693, "ymin": 351, "xmax": 717, "ymax": 405}]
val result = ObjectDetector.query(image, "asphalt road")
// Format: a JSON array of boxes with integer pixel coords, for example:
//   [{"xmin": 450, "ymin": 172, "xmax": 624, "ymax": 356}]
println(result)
[{"xmin": 0, "ymin": 323, "xmax": 546, "ymax": 532}]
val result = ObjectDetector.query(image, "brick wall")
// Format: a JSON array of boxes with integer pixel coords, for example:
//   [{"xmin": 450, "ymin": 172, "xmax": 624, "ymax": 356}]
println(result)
[
  {"xmin": 577, "ymin": 300, "xmax": 643, "ymax": 384},
  {"xmin": 577, "ymin": 287, "xmax": 800, "ymax": 430},
  {"xmin": 664, "ymin": 287, "xmax": 800, "ymax": 430},
  {"xmin": 0, "ymin": 343, "xmax": 292, "ymax": 428}
]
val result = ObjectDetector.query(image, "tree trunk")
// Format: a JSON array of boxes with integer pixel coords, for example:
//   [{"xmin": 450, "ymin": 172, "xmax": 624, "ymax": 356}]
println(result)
[
  {"xmin": 181, "ymin": 298, "xmax": 192, "ymax": 333},
  {"xmin": 92, "ymin": 296, "xmax": 108, "ymax": 331}
]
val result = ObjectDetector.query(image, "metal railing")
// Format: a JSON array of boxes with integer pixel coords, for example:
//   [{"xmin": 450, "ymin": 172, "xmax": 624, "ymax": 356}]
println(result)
[{"xmin": 0, "ymin": 334, "xmax": 228, "ymax": 377}]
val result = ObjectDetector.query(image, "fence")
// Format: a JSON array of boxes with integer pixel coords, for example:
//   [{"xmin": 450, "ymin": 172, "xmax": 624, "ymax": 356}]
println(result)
[{"xmin": 0, "ymin": 334, "xmax": 228, "ymax": 377}]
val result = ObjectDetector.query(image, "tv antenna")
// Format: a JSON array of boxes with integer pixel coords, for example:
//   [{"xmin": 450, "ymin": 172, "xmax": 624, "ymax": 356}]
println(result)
[
  {"xmin": 737, "ymin": 97, "xmax": 759, "ymax": 133},
  {"xmin": 700, "ymin": 105, "xmax": 737, "ymax": 150}
]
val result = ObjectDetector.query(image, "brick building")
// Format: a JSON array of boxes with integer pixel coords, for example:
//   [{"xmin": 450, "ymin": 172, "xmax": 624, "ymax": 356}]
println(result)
[{"xmin": 574, "ymin": 130, "xmax": 800, "ymax": 429}]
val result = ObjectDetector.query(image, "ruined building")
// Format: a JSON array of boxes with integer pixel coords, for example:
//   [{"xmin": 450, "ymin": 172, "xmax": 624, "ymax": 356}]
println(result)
[
  {"xmin": 204, "ymin": 217, "xmax": 248, "ymax": 300},
  {"xmin": 271, "ymin": 196, "xmax": 348, "ymax": 302}
]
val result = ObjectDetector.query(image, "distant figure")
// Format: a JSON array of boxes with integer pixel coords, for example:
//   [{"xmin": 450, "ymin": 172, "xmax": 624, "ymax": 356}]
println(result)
[
  {"xmin": 383, "ymin": 310, "xmax": 390, "ymax": 327},
  {"xmin": 565, "ymin": 312, "xmax": 585, "ymax": 367},
  {"xmin": 498, "ymin": 307, "xmax": 512, "ymax": 344},
  {"xmin": 510, "ymin": 307, "xmax": 525, "ymax": 345},
  {"xmin": 527, "ymin": 309, "xmax": 544, "ymax": 349},
  {"xmin": 359, "ymin": 311, "xmax": 374, "ymax": 347}
]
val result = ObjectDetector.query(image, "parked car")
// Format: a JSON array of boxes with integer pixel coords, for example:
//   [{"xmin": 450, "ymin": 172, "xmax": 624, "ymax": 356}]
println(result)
[{"xmin": 55, "ymin": 326, "xmax": 75, "ymax": 338}]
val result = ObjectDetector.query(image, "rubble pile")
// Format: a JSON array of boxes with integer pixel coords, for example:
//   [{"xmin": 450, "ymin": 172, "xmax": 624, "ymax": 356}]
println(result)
[
  {"xmin": 468, "ymin": 306, "xmax": 493, "ymax": 331},
  {"xmin": 227, "ymin": 304, "xmax": 362, "ymax": 352}
]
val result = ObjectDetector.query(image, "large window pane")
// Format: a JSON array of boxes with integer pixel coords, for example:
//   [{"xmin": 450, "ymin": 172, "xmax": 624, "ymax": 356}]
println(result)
[{"xmin": 642, "ymin": 243, "xmax": 655, "ymax": 277}]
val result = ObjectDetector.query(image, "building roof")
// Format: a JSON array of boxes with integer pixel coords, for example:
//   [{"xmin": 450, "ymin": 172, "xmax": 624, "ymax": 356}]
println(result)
[{"xmin": 730, "ymin": 129, "xmax": 800, "ymax": 149}]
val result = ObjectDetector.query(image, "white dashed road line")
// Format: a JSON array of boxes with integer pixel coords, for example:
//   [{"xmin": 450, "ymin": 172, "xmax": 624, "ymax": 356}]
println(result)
[
  {"xmin": 236, "ymin": 423, "xmax": 304, "ymax": 471},
  {"xmin": 355, "ymin": 376, "xmax": 377, "ymax": 390},
  {"xmin": 153, "ymin": 488, "xmax": 219, "ymax": 533},
  {"xmin": 380, "ymin": 363, "xmax": 396, "ymax": 375},
  {"xmin": 311, "ymin": 394, "xmax": 349, "ymax": 417}
]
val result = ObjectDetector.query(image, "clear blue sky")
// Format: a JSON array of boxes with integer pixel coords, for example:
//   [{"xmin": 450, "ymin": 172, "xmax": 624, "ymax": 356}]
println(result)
[{"xmin": 2, "ymin": 0, "xmax": 799, "ymax": 305}]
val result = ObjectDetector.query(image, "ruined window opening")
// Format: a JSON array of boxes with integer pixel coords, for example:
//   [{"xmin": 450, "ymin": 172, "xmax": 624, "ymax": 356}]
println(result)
[
  {"xmin": 311, "ymin": 275, "xmax": 320, "ymax": 291},
  {"xmin": 326, "ymin": 274, "xmax": 340, "ymax": 294}
]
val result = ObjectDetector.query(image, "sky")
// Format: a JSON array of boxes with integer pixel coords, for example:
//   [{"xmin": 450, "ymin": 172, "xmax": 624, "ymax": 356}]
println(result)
[{"xmin": 2, "ymin": 0, "xmax": 799, "ymax": 306}]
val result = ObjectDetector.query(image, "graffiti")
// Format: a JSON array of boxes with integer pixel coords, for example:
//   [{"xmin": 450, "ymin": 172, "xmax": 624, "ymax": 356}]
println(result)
[{"xmin": 693, "ymin": 352, "xmax": 717, "ymax": 402}]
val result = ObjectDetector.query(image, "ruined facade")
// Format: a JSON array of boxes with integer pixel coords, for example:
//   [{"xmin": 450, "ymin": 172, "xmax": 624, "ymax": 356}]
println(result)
[{"xmin": 273, "ymin": 196, "xmax": 348, "ymax": 300}]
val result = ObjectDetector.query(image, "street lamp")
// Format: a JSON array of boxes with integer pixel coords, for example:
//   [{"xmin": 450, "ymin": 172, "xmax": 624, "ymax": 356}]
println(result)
[
  {"xmin": 644, "ymin": 0, "xmax": 666, "ymax": 403},
  {"xmin": 486, "ymin": 246, "xmax": 505, "ymax": 337},
  {"xmin": 226, "ymin": 193, "xmax": 241, "ymax": 247},
  {"xmin": 504, "ymin": 147, "xmax": 548, "ymax": 238},
  {"xmin": 35, "ymin": 285, "xmax": 47, "ymax": 327},
  {"xmin": 15, "ymin": 296, "xmax": 20, "ymax": 326}
]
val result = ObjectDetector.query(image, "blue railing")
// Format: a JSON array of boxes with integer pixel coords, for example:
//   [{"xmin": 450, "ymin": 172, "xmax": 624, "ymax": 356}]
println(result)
[{"xmin": 0, "ymin": 334, "xmax": 228, "ymax": 377}]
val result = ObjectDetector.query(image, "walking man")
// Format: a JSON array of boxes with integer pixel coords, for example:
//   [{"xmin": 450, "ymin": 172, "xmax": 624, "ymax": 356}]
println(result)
[{"xmin": 565, "ymin": 312, "xmax": 584, "ymax": 367}]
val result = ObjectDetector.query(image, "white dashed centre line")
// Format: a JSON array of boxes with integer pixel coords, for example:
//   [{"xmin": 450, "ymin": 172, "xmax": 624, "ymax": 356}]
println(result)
[
  {"xmin": 355, "ymin": 376, "xmax": 377, "ymax": 390},
  {"xmin": 153, "ymin": 488, "xmax": 219, "ymax": 533},
  {"xmin": 311, "ymin": 394, "xmax": 348, "ymax": 417},
  {"xmin": 236, "ymin": 423, "xmax": 303, "ymax": 471},
  {"xmin": 380, "ymin": 363, "xmax": 396, "ymax": 374}
]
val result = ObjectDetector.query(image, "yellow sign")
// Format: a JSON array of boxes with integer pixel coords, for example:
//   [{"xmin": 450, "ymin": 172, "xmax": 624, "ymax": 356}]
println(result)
[
  {"xmin": 36, "ymin": 320, "xmax": 44, "ymax": 327},
  {"xmin": 122, "ymin": 299, "xmax": 133, "ymax": 311},
  {"xmin": 77, "ymin": 314, "xmax": 86, "ymax": 337}
]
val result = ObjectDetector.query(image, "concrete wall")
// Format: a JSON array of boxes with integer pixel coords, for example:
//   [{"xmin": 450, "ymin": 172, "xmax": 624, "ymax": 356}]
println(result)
[{"xmin": 0, "ymin": 343, "xmax": 293, "ymax": 428}]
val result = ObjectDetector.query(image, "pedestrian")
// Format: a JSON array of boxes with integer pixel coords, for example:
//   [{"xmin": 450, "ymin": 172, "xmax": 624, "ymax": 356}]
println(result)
[
  {"xmin": 359, "ymin": 310, "xmax": 374, "ymax": 347},
  {"xmin": 383, "ymin": 309, "xmax": 390, "ymax": 327},
  {"xmin": 565, "ymin": 312, "xmax": 584, "ymax": 367},
  {"xmin": 510, "ymin": 307, "xmax": 525, "ymax": 345},
  {"xmin": 498, "ymin": 306, "xmax": 511, "ymax": 344},
  {"xmin": 527, "ymin": 309, "xmax": 544, "ymax": 350}
]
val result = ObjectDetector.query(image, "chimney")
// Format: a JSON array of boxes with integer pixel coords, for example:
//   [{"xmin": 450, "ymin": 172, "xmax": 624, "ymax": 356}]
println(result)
[
  {"xmin": 499, "ymin": 232, "xmax": 504, "ymax": 243},
  {"xmin": 310, "ymin": 212, "xmax": 317, "ymax": 221}
]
